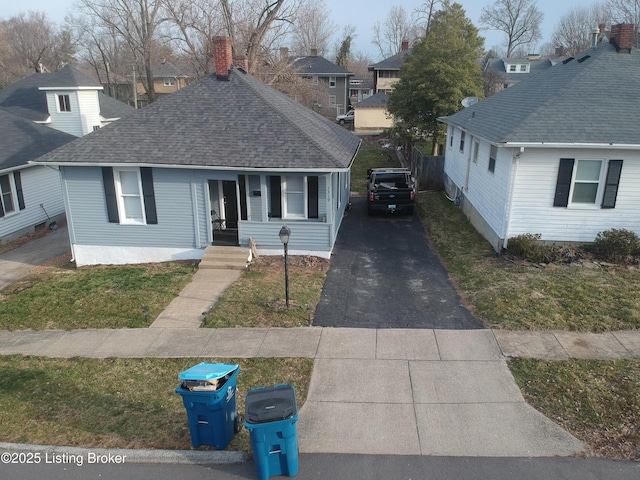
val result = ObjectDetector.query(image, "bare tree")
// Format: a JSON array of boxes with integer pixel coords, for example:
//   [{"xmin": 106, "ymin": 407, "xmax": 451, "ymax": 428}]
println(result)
[
  {"xmin": 220, "ymin": 0, "xmax": 303, "ymax": 74},
  {"xmin": 74, "ymin": 0, "xmax": 166, "ymax": 103},
  {"xmin": 608, "ymin": 0, "xmax": 640, "ymax": 47},
  {"xmin": 551, "ymin": 3, "xmax": 612, "ymax": 56},
  {"xmin": 479, "ymin": 0, "xmax": 544, "ymax": 57},
  {"xmin": 372, "ymin": 5, "xmax": 422, "ymax": 59},
  {"xmin": 415, "ymin": 0, "xmax": 442, "ymax": 34},
  {"xmin": 2, "ymin": 12, "xmax": 60, "ymax": 74},
  {"xmin": 162, "ymin": 0, "xmax": 226, "ymax": 78},
  {"xmin": 289, "ymin": 0, "xmax": 336, "ymax": 56}
]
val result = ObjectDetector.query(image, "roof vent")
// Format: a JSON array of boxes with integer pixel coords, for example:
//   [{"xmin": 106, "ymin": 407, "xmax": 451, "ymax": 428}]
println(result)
[
  {"xmin": 577, "ymin": 55, "xmax": 591, "ymax": 63},
  {"xmin": 562, "ymin": 56, "xmax": 575, "ymax": 64}
]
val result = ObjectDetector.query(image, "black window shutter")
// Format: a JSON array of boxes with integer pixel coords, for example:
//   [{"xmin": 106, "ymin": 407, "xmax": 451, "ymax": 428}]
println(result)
[
  {"xmin": 102, "ymin": 167, "xmax": 119, "ymax": 223},
  {"xmin": 308, "ymin": 176, "xmax": 319, "ymax": 218},
  {"xmin": 553, "ymin": 159, "xmax": 575, "ymax": 207},
  {"xmin": 270, "ymin": 176, "xmax": 282, "ymax": 218},
  {"xmin": 140, "ymin": 167, "xmax": 157, "ymax": 224},
  {"xmin": 238, "ymin": 175, "xmax": 248, "ymax": 220},
  {"xmin": 601, "ymin": 160, "xmax": 623, "ymax": 209},
  {"xmin": 14, "ymin": 171, "xmax": 25, "ymax": 210}
]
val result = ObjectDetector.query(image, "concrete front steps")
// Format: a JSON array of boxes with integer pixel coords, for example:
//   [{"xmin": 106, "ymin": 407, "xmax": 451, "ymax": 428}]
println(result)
[{"xmin": 199, "ymin": 245, "xmax": 252, "ymax": 270}]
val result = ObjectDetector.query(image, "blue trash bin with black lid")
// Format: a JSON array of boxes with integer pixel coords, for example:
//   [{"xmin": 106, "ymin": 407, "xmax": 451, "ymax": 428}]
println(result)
[
  {"xmin": 244, "ymin": 384, "xmax": 299, "ymax": 480},
  {"xmin": 175, "ymin": 362, "xmax": 241, "ymax": 449}
]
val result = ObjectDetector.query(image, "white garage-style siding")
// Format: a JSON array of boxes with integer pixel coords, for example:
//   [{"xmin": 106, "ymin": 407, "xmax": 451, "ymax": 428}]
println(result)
[{"xmin": 508, "ymin": 148, "xmax": 640, "ymax": 244}]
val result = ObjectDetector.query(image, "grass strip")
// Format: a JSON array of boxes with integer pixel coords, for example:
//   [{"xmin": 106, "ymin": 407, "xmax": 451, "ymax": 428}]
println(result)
[
  {"xmin": 510, "ymin": 358, "xmax": 640, "ymax": 460},
  {"xmin": 0, "ymin": 356, "xmax": 313, "ymax": 453}
]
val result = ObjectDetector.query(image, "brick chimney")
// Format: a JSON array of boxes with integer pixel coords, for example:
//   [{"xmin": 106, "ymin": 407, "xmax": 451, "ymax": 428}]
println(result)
[
  {"xmin": 610, "ymin": 23, "xmax": 634, "ymax": 52},
  {"xmin": 213, "ymin": 36, "xmax": 233, "ymax": 80},
  {"xmin": 401, "ymin": 39, "xmax": 409, "ymax": 51},
  {"xmin": 233, "ymin": 55, "xmax": 249, "ymax": 73}
]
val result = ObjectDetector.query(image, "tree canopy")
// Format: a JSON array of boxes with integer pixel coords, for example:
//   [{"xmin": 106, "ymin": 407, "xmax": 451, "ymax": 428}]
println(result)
[{"xmin": 387, "ymin": 1, "xmax": 484, "ymax": 151}]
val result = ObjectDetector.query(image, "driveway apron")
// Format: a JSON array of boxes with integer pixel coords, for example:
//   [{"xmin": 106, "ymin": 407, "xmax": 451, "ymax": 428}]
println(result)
[{"xmin": 313, "ymin": 197, "xmax": 482, "ymax": 329}]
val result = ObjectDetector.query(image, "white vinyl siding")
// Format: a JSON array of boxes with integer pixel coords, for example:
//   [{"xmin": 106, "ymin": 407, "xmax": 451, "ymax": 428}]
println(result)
[{"xmin": 509, "ymin": 149, "xmax": 640, "ymax": 243}]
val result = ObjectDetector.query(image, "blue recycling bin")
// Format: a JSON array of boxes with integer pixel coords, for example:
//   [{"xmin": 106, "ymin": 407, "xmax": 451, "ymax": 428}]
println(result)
[
  {"xmin": 175, "ymin": 362, "xmax": 241, "ymax": 449},
  {"xmin": 244, "ymin": 384, "xmax": 299, "ymax": 480}
]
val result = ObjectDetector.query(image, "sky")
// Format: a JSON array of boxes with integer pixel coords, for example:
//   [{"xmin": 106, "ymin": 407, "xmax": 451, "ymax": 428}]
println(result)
[{"xmin": 2, "ymin": 0, "xmax": 591, "ymax": 61}]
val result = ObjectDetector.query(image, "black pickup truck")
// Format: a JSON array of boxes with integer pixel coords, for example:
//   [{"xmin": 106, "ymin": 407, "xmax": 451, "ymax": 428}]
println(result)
[{"xmin": 367, "ymin": 168, "xmax": 416, "ymax": 215}]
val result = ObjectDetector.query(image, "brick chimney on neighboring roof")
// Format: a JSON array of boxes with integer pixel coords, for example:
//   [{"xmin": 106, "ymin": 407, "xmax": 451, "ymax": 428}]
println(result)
[
  {"xmin": 401, "ymin": 39, "xmax": 409, "ymax": 51},
  {"xmin": 610, "ymin": 23, "xmax": 634, "ymax": 52},
  {"xmin": 213, "ymin": 36, "xmax": 233, "ymax": 80}
]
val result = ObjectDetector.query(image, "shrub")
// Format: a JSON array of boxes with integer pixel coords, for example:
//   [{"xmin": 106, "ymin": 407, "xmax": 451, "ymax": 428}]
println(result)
[
  {"xmin": 507, "ymin": 233, "xmax": 550, "ymax": 263},
  {"xmin": 593, "ymin": 228, "xmax": 640, "ymax": 263}
]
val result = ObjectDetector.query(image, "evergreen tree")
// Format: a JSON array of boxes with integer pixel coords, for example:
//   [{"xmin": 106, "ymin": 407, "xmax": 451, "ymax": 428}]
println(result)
[
  {"xmin": 335, "ymin": 35, "xmax": 352, "ymax": 70},
  {"xmin": 387, "ymin": 1, "xmax": 484, "ymax": 152}
]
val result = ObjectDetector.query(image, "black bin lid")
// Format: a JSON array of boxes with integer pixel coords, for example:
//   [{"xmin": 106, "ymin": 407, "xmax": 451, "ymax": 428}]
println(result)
[{"xmin": 245, "ymin": 384, "xmax": 297, "ymax": 424}]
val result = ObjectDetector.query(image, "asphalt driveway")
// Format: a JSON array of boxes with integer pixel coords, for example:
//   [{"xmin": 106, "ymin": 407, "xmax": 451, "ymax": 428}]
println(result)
[{"xmin": 313, "ymin": 197, "xmax": 483, "ymax": 329}]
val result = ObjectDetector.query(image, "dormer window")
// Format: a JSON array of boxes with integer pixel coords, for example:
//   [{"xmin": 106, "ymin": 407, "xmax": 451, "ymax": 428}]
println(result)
[
  {"xmin": 163, "ymin": 78, "xmax": 175, "ymax": 87},
  {"xmin": 58, "ymin": 94, "xmax": 71, "ymax": 112}
]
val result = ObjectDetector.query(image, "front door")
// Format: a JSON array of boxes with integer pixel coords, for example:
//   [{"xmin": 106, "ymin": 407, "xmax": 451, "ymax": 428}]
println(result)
[{"xmin": 222, "ymin": 180, "xmax": 238, "ymax": 229}]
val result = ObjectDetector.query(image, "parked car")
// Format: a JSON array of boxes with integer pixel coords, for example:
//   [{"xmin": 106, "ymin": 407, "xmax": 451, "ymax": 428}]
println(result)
[
  {"xmin": 336, "ymin": 109, "xmax": 354, "ymax": 124},
  {"xmin": 367, "ymin": 168, "xmax": 416, "ymax": 215}
]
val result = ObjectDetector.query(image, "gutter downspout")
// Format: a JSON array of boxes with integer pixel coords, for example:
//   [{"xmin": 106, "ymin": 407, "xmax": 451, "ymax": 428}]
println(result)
[{"xmin": 502, "ymin": 147, "xmax": 522, "ymax": 250}]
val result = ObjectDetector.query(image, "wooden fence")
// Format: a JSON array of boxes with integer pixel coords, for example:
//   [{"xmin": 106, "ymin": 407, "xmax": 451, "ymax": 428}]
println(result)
[{"xmin": 399, "ymin": 147, "xmax": 444, "ymax": 191}]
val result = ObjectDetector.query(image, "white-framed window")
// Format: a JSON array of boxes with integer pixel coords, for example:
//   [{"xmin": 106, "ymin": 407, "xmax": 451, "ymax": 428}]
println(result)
[
  {"xmin": 164, "ymin": 77, "xmax": 175, "ymax": 87},
  {"xmin": 570, "ymin": 160, "xmax": 604, "ymax": 204},
  {"xmin": 554, "ymin": 158, "xmax": 623, "ymax": 209},
  {"xmin": 329, "ymin": 95, "xmax": 337, "ymax": 107},
  {"xmin": 449, "ymin": 127, "xmax": 454, "ymax": 147},
  {"xmin": 282, "ymin": 175, "xmax": 307, "ymax": 219},
  {"xmin": 0, "ymin": 173, "xmax": 17, "ymax": 217},
  {"xmin": 472, "ymin": 141, "xmax": 479, "ymax": 164},
  {"xmin": 329, "ymin": 76, "xmax": 336, "ymax": 88},
  {"xmin": 114, "ymin": 168, "xmax": 146, "ymax": 224},
  {"xmin": 509, "ymin": 65, "xmax": 517, "ymax": 72},
  {"xmin": 489, "ymin": 145, "xmax": 498, "ymax": 173},
  {"xmin": 459, "ymin": 131, "xmax": 466, "ymax": 152},
  {"xmin": 520, "ymin": 64, "xmax": 528, "ymax": 72},
  {"xmin": 58, "ymin": 94, "xmax": 71, "ymax": 112}
]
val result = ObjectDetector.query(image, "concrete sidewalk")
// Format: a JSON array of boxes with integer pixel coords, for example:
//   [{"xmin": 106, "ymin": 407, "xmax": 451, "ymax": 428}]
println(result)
[{"xmin": 1, "ymin": 326, "xmax": 639, "ymax": 457}]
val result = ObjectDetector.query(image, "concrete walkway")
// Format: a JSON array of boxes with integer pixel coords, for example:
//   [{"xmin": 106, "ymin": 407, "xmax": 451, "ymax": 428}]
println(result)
[{"xmin": 1, "ymin": 326, "xmax": 639, "ymax": 457}]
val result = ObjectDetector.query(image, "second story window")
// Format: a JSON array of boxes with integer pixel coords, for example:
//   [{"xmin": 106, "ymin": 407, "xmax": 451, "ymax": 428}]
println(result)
[
  {"xmin": 329, "ymin": 77, "xmax": 336, "ymax": 88},
  {"xmin": 58, "ymin": 94, "xmax": 71, "ymax": 112},
  {"xmin": 459, "ymin": 131, "xmax": 466, "ymax": 152}
]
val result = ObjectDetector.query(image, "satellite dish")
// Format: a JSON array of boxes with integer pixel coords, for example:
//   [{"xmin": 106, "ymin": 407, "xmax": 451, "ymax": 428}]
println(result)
[{"xmin": 461, "ymin": 97, "xmax": 478, "ymax": 108}]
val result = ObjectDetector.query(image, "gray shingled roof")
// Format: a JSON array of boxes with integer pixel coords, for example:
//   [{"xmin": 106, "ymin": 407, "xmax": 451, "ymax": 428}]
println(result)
[
  {"xmin": 369, "ymin": 49, "xmax": 411, "ymax": 70},
  {"xmin": 0, "ymin": 65, "xmax": 134, "ymax": 122},
  {"xmin": 0, "ymin": 110, "xmax": 76, "ymax": 171},
  {"xmin": 355, "ymin": 92, "xmax": 388, "ymax": 108},
  {"xmin": 440, "ymin": 42, "xmax": 640, "ymax": 146},
  {"xmin": 291, "ymin": 56, "xmax": 352, "ymax": 76},
  {"xmin": 35, "ymin": 68, "xmax": 361, "ymax": 170}
]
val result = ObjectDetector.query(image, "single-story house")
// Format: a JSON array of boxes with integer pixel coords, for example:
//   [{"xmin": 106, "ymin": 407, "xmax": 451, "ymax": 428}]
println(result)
[
  {"xmin": 0, "ymin": 65, "xmax": 133, "ymax": 243},
  {"xmin": 34, "ymin": 37, "xmax": 361, "ymax": 266},
  {"xmin": 439, "ymin": 24, "xmax": 640, "ymax": 251},
  {"xmin": 0, "ymin": 110, "xmax": 76, "ymax": 242},
  {"xmin": 354, "ymin": 92, "xmax": 392, "ymax": 131}
]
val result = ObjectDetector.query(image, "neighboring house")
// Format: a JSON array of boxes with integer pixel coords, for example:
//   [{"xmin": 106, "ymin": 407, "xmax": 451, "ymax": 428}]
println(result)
[
  {"xmin": 290, "ymin": 53, "xmax": 353, "ymax": 116},
  {"xmin": 353, "ymin": 93, "xmax": 392, "ymax": 131},
  {"xmin": 33, "ymin": 37, "xmax": 361, "ymax": 266},
  {"xmin": 348, "ymin": 77, "xmax": 374, "ymax": 104},
  {"xmin": 439, "ymin": 24, "xmax": 640, "ymax": 251},
  {"xmin": 0, "ymin": 111, "xmax": 77, "ymax": 243},
  {"xmin": 369, "ymin": 40, "xmax": 411, "ymax": 94},
  {"xmin": 482, "ymin": 55, "xmax": 557, "ymax": 94},
  {"xmin": 136, "ymin": 60, "xmax": 191, "ymax": 108},
  {"xmin": 0, "ymin": 65, "xmax": 134, "ymax": 243},
  {"xmin": 0, "ymin": 64, "xmax": 134, "ymax": 137}
]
